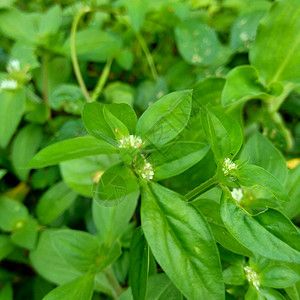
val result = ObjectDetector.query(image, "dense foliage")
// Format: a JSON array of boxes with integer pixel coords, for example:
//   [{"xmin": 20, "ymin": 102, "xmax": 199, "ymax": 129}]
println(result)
[{"xmin": 0, "ymin": 0, "xmax": 300, "ymax": 299}]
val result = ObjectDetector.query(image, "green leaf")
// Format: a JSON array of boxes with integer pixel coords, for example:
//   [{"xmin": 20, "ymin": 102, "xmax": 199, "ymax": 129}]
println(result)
[
  {"xmin": 0, "ymin": 235, "xmax": 15, "ymax": 261},
  {"xmin": 11, "ymin": 124, "xmax": 43, "ymax": 181},
  {"xmin": 230, "ymin": 11, "xmax": 266, "ymax": 52},
  {"xmin": 259, "ymin": 287, "xmax": 286, "ymax": 300},
  {"xmin": 136, "ymin": 90, "xmax": 192, "ymax": 147},
  {"xmin": 60, "ymin": 154, "xmax": 119, "ymax": 197},
  {"xmin": 0, "ymin": 169, "xmax": 7, "ymax": 180},
  {"xmin": 42, "ymin": 274, "xmax": 94, "ymax": 300},
  {"xmin": 93, "ymin": 163, "xmax": 139, "ymax": 207},
  {"xmin": 49, "ymin": 84, "xmax": 85, "ymax": 115},
  {"xmin": 28, "ymin": 136, "xmax": 117, "ymax": 168},
  {"xmin": 116, "ymin": 49, "xmax": 134, "ymax": 71},
  {"xmin": 38, "ymin": 5, "xmax": 62, "ymax": 37},
  {"xmin": 150, "ymin": 142, "xmax": 209, "ymax": 180},
  {"xmin": 221, "ymin": 193, "xmax": 300, "ymax": 263},
  {"xmin": 104, "ymin": 82, "xmax": 135, "ymax": 106},
  {"xmin": 11, "ymin": 216, "xmax": 38, "ymax": 250},
  {"xmin": 194, "ymin": 196, "xmax": 253, "ymax": 257},
  {"xmin": 201, "ymin": 104, "xmax": 243, "ymax": 161},
  {"xmin": 36, "ymin": 181, "xmax": 78, "ymax": 225},
  {"xmin": 103, "ymin": 107, "xmax": 129, "ymax": 139},
  {"xmin": 239, "ymin": 131, "xmax": 288, "ymax": 184},
  {"xmin": 236, "ymin": 164, "xmax": 290, "ymax": 205},
  {"xmin": 223, "ymin": 264, "xmax": 245, "ymax": 285},
  {"xmin": 62, "ymin": 29, "xmax": 122, "ymax": 62},
  {"xmin": 221, "ymin": 65, "xmax": 283, "ymax": 106},
  {"xmin": 92, "ymin": 194, "xmax": 138, "ymax": 246},
  {"xmin": 30, "ymin": 230, "xmax": 83, "ymax": 285},
  {"xmin": 250, "ymin": 0, "xmax": 300, "ymax": 85},
  {"xmin": 0, "ymin": 90, "xmax": 26, "ymax": 148},
  {"xmin": 0, "ymin": 197, "xmax": 28, "ymax": 232},
  {"xmin": 51, "ymin": 229, "xmax": 101, "ymax": 273},
  {"xmin": 175, "ymin": 19, "xmax": 220, "ymax": 66},
  {"xmin": 0, "ymin": 8, "xmax": 37, "ymax": 43},
  {"xmin": 129, "ymin": 227, "xmax": 149, "ymax": 300},
  {"xmin": 141, "ymin": 182, "xmax": 224, "ymax": 299},
  {"xmin": 261, "ymin": 264, "xmax": 300, "ymax": 288},
  {"xmin": 0, "ymin": 284, "xmax": 13, "ymax": 300}
]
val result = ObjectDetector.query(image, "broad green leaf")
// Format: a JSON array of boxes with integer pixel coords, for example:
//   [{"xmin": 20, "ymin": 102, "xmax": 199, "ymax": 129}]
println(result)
[
  {"xmin": 194, "ymin": 197, "xmax": 253, "ymax": 257},
  {"xmin": 60, "ymin": 154, "xmax": 119, "ymax": 197},
  {"xmin": 250, "ymin": 0, "xmax": 300, "ymax": 85},
  {"xmin": 223, "ymin": 264, "xmax": 245, "ymax": 285},
  {"xmin": 221, "ymin": 65, "xmax": 283, "ymax": 106},
  {"xmin": 136, "ymin": 90, "xmax": 192, "ymax": 147},
  {"xmin": 49, "ymin": 84, "xmax": 85, "ymax": 115},
  {"xmin": 230, "ymin": 12, "xmax": 266, "ymax": 52},
  {"xmin": 0, "ymin": 235, "xmax": 15, "ymax": 261},
  {"xmin": 192, "ymin": 77, "xmax": 225, "ymax": 108},
  {"xmin": 221, "ymin": 193, "xmax": 300, "ymax": 263},
  {"xmin": 175, "ymin": 19, "xmax": 219, "ymax": 66},
  {"xmin": 0, "ymin": 0, "xmax": 16, "ymax": 8},
  {"xmin": 0, "ymin": 90, "xmax": 26, "ymax": 148},
  {"xmin": 11, "ymin": 216, "xmax": 38, "ymax": 250},
  {"xmin": 259, "ymin": 287, "xmax": 286, "ymax": 300},
  {"xmin": 11, "ymin": 124, "xmax": 43, "ymax": 181},
  {"xmin": 283, "ymin": 165, "xmax": 300, "ymax": 218},
  {"xmin": 28, "ymin": 136, "xmax": 117, "ymax": 168},
  {"xmin": 141, "ymin": 182, "xmax": 224, "ymax": 299},
  {"xmin": 92, "ymin": 194, "xmax": 138, "ymax": 246},
  {"xmin": 36, "ymin": 181, "xmax": 78, "ymax": 225},
  {"xmin": 42, "ymin": 274, "xmax": 94, "ymax": 300},
  {"xmin": 150, "ymin": 142, "xmax": 210, "ymax": 180},
  {"xmin": 62, "ymin": 29, "xmax": 122, "ymax": 62},
  {"xmin": 51, "ymin": 229, "xmax": 101, "ymax": 273},
  {"xmin": 82, "ymin": 102, "xmax": 137, "ymax": 144},
  {"xmin": 201, "ymin": 104, "xmax": 243, "ymax": 161},
  {"xmin": 0, "ymin": 8, "xmax": 37, "ymax": 43},
  {"xmin": 104, "ymin": 82, "xmax": 135, "ymax": 106},
  {"xmin": 285, "ymin": 282, "xmax": 300, "ymax": 300},
  {"xmin": 239, "ymin": 131, "xmax": 288, "ymax": 184},
  {"xmin": 129, "ymin": 227, "xmax": 149, "ymax": 300},
  {"xmin": 30, "ymin": 230, "xmax": 82, "ymax": 285},
  {"xmin": 0, "ymin": 169, "xmax": 7, "ymax": 180},
  {"xmin": 0, "ymin": 197, "xmax": 28, "ymax": 232},
  {"xmin": 38, "ymin": 5, "xmax": 62, "ymax": 37},
  {"xmin": 261, "ymin": 264, "xmax": 300, "ymax": 288},
  {"xmin": 92, "ymin": 163, "xmax": 139, "ymax": 207},
  {"xmin": 116, "ymin": 49, "xmax": 134, "ymax": 71},
  {"xmin": 236, "ymin": 164, "xmax": 290, "ymax": 205},
  {"xmin": 103, "ymin": 107, "xmax": 129, "ymax": 139}
]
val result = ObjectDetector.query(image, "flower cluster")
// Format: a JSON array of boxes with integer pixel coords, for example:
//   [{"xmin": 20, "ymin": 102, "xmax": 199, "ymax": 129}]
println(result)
[
  {"xmin": 118, "ymin": 135, "xmax": 143, "ymax": 149},
  {"xmin": 231, "ymin": 188, "xmax": 243, "ymax": 203},
  {"xmin": 7, "ymin": 59, "xmax": 21, "ymax": 73},
  {"xmin": 222, "ymin": 157, "xmax": 238, "ymax": 176},
  {"xmin": 244, "ymin": 266, "xmax": 260, "ymax": 290},
  {"xmin": 0, "ymin": 79, "xmax": 18, "ymax": 91},
  {"xmin": 137, "ymin": 155, "xmax": 154, "ymax": 181}
]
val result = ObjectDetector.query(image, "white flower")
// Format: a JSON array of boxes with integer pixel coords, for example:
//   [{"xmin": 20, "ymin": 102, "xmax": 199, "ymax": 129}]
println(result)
[
  {"xmin": 231, "ymin": 188, "xmax": 243, "ymax": 203},
  {"xmin": 137, "ymin": 155, "xmax": 154, "ymax": 181},
  {"xmin": 244, "ymin": 266, "xmax": 260, "ymax": 290},
  {"xmin": 7, "ymin": 59, "xmax": 21, "ymax": 73},
  {"xmin": 222, "ymin": 158, "xmax": 238, "ymax": 176},
  {"xmin": 118, "ymin": 135, "xmax": 143, "ymax": 149},
  {"xmin": 0, "ymin": 79, "xmax": 18, "ymax": 90}
]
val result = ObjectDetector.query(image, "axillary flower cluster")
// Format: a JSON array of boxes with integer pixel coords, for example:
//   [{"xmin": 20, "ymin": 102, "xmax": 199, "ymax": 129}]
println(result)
[
  {"xmin": 118, "ymin": 135, "xmax": 154, "ymax": 181},
  {"xmin": 222, "ymin": 157, "xmax": 238, "ymax": 176},
  {"xmin": 244, "ymin": 266, "xmax": 260, "ymax": 290}
]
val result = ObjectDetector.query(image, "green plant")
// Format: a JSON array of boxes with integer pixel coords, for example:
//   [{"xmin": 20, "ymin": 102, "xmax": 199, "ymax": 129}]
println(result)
[{"xmin": 0, "ymin": 0, "xmax": 300, "ymax": 299}]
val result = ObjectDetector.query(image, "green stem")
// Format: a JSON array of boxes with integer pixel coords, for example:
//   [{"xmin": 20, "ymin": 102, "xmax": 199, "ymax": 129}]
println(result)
[
  {"xmin": 185, "ymin": 176, "xmax": 218, "ymax": 202},
  {"xmin": 91, "ymin": 57, "xmax": 113, "ymax": 101},
  {"xmin": 105, "ymin": 267, "xmax": 123, "ymax": 299},
  {"xmin": 71, "ymin": 6, "xmax": 92, "ymax": 103},
  {"xmin": 135, "ymin": 31, "xmax": 158, "ymax": 81},
  {"xmin": 42, "ymin": 54, "xmax": 51, "ymax": 119}
]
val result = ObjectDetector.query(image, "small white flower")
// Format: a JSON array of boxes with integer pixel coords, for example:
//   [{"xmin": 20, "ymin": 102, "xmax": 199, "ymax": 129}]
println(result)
[
  {"xmin": 118, "ymin": 135, "xmax": 143, "ymax": 149},
  {"xmin": 7, "ymin": 59, "xmax": 21, "ymax": 73},
  {"xmin": 138, "ymin": 155, "xmax": 154, "ymax": 181},
  {"xmin": 0, "ymin": 79, "xmax": 18, "ymax": 90},
  {"xmin": 244, "ymin": 266, "xmax": 260, "ymax": 290},
  {"xmin": 231, "ymin": 188, "xmax": 243, "ymax": 203},
  {"xmin": 222, "ymin": 158, "xmax": 238, "ymax": 176}
]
